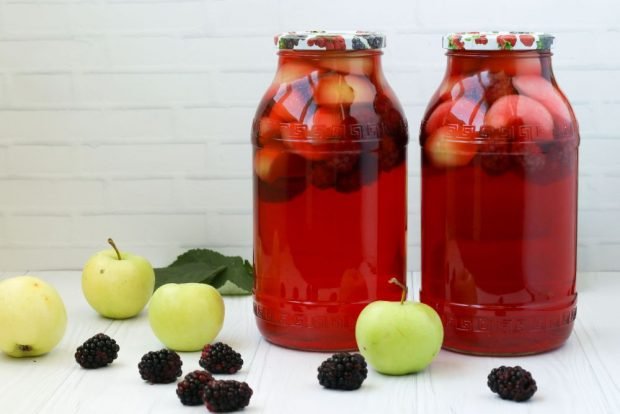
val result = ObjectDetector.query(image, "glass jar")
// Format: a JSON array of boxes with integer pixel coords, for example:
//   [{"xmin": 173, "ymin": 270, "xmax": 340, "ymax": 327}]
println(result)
[
  {"xmin": 419, "ymin": 32, "xmax": 579, "ymax": 355},
  {"xmin": 252, "ymin": 31, "xmax": 408, "ymax": 351}
]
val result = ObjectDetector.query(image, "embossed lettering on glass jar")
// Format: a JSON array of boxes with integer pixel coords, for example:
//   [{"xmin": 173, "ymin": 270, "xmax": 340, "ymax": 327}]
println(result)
[
  {"xmin": 252, "ymin": 31, "xmax": 409, "ymax": 351},
  {"xmin": 419, "ymin": 32, "xmax": 579, "ymax": 355}
]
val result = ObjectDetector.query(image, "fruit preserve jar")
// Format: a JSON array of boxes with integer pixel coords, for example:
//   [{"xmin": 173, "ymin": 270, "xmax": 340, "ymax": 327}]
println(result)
[
  {"xmin": 252, "ymin": 31, "xmax": 408, "ymax": 351},
  {"xmin": 419, "ymin": 32, "xmax": 579, "ymax": 355}
]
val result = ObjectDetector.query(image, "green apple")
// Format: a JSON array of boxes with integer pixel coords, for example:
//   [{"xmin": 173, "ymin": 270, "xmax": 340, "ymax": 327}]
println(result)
[
  {"xmin": 0, "ymin": 275, "xmax": 67, "ymax": 357},
  {"xmin": 148, "ymin": 282, "xmax": 225, "ymax": 351},
  {"xmin": 355, "ymin": 278, "xmax": 444, "ymax": 375},
  {"xmin": 82, "ymin": 238, "xmax": 155, "ymax": 319}
]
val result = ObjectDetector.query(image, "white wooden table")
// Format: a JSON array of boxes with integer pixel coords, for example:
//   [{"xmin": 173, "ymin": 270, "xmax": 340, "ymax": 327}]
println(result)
[{"xmin": 0, "ymin": 271, "xmax": 618, "ymax": 414}]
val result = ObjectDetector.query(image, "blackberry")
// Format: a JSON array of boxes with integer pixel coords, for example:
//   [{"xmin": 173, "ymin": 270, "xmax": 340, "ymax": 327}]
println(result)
[
  {"xmin": 517, "ymin": 148, "xmax": 546, "ymax": 176},
  {"xmin": 257, "ymin": 175, "xmax": 306, "ymax": 202},
  {"xmin": 352, "ymin": 37, "xmax": 366, "ymax": 50},
  {"xmin": 480, "ymin": 153, "xmax": 512, "ymax": 175},
  {"xmin": 74, "ymin": 333, "xmax": 119, "ymax": 369},
  {"xmin": 333, "ymin": 152, "xmax": 379, "ymax": 192},
  {"xmin": 199, "ymin": 343, "xmax": 244, "ymax": 374},
  {"xmin": 383, "ymin": 108, "xmax": 408, "ymax": 138},
  {"xmin": 483, "ymin": 71, "xmax": 517, "ymax": 105},
  {"xmin": 311, "ymin": 161, "xmax": 337, "ymax": 189},
  {"xmin": 285, "ymin": 38, "xmax": 299, "ymax": 49},
  {"xmin": 176, "ymin": 370, "xmax": 214, "ymax": 406},
  {"xmin": 138, "ymin": 349, "xmax": 183, "ymax": 384},
  {"xmin": 537, "ymin": 36, "xmax": 553, "ymax": 50},
  {"xmin": 335, "ymin": 169, "xmax": 362, "ymax": 193},
  {"xmin": 317, "ymin": 352, "xmax": 368, "ymax": 390},
  {"xmin": 379, "ymin": 136, "xmax": 405, "ymax": 171},
  {"xmin": 278, "ymin": 37, "xmax": 300, "ymax": 50},
  {"xmin": 478, "ymin": 139, "xmax": 512, "ymax": 176},
  {"xmin": 365, "ymin": 35, "xmax": 384, "ymax": 49},
  {"xmin": 326, "ymin": 153, "xmax": 358, "ymax": 174},
  {"xmin": 487, "ymin": 365, "xmax": 537, "ymax": 402},
  {"xmin": 547, "ymin": 140, "xmax": 576, "ymax": 179},
  {"xmin": 203, "ymin": 380, "xmax": 253, "ymax": 413},
  {"xmin": 373, "ymin": 94, "xmax": 392, "ymax": 115}
]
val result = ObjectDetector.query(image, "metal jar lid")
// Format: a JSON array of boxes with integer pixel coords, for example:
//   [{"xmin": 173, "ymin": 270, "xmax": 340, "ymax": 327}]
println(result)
[
  {"xmin": 443, "ymin": 31, "xmax": 554, "ymax": 51},
  {"xmin": 275, "ymin": 30, "xmax": 386, "ymax": 51}
]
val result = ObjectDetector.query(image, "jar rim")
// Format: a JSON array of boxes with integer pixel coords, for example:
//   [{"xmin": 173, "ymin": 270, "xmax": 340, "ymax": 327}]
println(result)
[
  {"xmin": 443, "ymin": 32, "xmax": 554, "ymax": 51},
  {"xmin": 275, "ymin": 31, "xmax": 386, "ymax": 51}
]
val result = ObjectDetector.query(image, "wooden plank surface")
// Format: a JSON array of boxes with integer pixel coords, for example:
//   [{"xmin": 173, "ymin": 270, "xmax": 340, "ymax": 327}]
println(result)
[{"xmin": 0, "ymin": 271, "xmax": 618, "ymax": 414}]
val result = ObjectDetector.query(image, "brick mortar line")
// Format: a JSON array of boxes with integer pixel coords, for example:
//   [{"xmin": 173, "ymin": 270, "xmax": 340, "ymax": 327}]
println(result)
[
  {"xmin": 0, "ymin": 207, "xmax": 253, "ymax": 214},
  {"xmin": 4, "ymin": 205, "xmax": 617, "ymax": 214},
  {"xmin": 0, "ymin": 174, "xmax": 252, "ymax": 180},
  {"xmin": 0, "ymin": 29, "xmax": 618, "ymax": 41},
  {"xmin": 25, "ymin": 65, "xmax": 620, "ymax": 74},
  {"xmin": 0, "ymin": 140, "xmax": 249, "ymax": 146},
  {"xmin": 0, "ymin": 101, "xmax": 615, "ymax": 110},
  {"xmin": 2, "ymin": 211, "xmax": 219, "ymax": 217},
  {"xmin": 0, "ymin": 21, "xmax": 616, "ymax": 40},
  {"xmin": 578, "ymin": 240, "xmax": 620, "ymax": 246},
  {"xmin": 395, "ymin": 25, "xmax": 620, "ymax": 34},
  {"xmin": 0, "ymin": 104, "xmax": 255, "ymax": 110}
]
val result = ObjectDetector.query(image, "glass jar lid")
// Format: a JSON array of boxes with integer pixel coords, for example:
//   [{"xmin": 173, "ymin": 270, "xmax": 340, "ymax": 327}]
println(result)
[
  {"xmin": 443, "ymin": 31, "xmax": 554, "ymax": 51},
  {"xmin": 275, "ymin": 30, "xmax": 386, "ymax": 51}
]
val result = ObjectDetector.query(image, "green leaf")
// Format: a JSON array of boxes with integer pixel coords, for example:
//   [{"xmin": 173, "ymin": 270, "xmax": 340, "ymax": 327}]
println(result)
[
  {"xmin": 217, "ymin": 280, "xmax": 253, "ymax": 296},
  {"xmin": 156, "ymin": 249, "xmax": 254, "ymax": 295},
  {"xmin": 154, "ymin": 262, "xmax": 226, "ymax": 290},
  {"xmin": 206, "ymin": 256, "xmax": 254, "ymax": 294},
  {"xmin": 244, "ymin": 260, "xmax": 254, "ymax": 278},
  {"xmin": 170, "ymin": 249, "xmax": 226, "ymax": 266}
]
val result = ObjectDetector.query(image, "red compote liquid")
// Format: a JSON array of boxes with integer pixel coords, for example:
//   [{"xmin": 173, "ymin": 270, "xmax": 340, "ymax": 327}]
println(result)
[
  {"xmin": 420, "ymin": 32, "xmax": 579, "ymax": 355},
  {"xmin": 252, "ymin": 32, "xmax": 408, "ymax": 351}
]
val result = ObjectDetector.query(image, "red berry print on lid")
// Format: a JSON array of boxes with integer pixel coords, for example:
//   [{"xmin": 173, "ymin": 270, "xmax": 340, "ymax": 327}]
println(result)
[
  {"xmin": 442, "ymin": 32, "xmax": 554, "ymax": 51},
  {"xmin": 448, "ymin": 34, "xmax": 465, "ymax": 50},
  {"xmin": 332, "ymin": 36, "xmax": 346, "ymax": 50},
  {"xmin": 475, "ymin": 35, "xmax": 488, "ymax": 45},
  {"xmin": 308, "ymin": 36, "xmax": 347, "ymax": 51},
  {"xmin": 519, "ymin": 34, "xmax": 535, "ymax": 47},
  {"xmin": 497, "ymin": 34, "xmax": 517, "ymax": 50}
]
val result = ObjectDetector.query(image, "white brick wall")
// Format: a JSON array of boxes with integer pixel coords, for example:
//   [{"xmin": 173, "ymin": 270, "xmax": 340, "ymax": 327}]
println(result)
[{"xmin": 0, "ymin": 0, "xmax": 618, "ymax": 271}]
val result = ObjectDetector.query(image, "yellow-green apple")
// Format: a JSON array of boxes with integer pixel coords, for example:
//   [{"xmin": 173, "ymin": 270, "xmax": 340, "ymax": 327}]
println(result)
[
  {"xmin": 148, "ymin": 283, "xmax": 225, "ymax": 351},
  {"xmin": 0, "ymin": 275, "xmax": 67, "ymax": 357},
  {"xmin": 355, "ymin": 278, "xmax": 444, "ymax": 375},
  {"xmin": 82, "ymin": 238, "xmax": 155, "ymax": 319}
]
